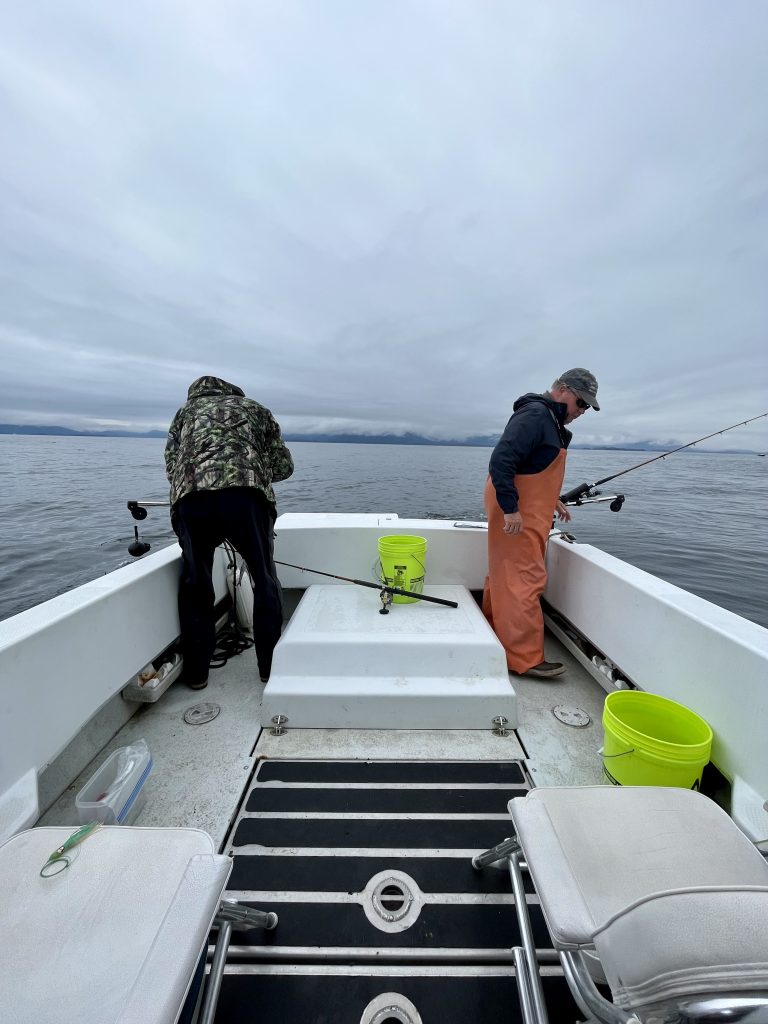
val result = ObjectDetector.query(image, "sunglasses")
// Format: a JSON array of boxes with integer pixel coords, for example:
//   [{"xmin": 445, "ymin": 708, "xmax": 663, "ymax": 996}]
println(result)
[{"xmin": 564, "ymin": 386, "xmax": 590, "ymax": 410}]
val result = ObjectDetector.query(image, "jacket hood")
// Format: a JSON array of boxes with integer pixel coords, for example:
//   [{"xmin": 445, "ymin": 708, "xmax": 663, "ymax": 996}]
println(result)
[
  {"xmin": 513, "ymin": 391, "xmax": 571, "ymax": 439},
  {"xmin": 187, "ymin": 376, "xmax": 245, "ymax": 401},
  {"xmin": 513, "ymin": 392, "xmax": 559, "ymax": 414}
]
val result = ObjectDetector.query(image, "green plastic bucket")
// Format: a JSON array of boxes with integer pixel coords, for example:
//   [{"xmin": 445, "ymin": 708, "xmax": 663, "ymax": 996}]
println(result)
[
  {"xmin": 378, "ymin": 535, "xmax": 427, "ymax": 604},
  {"xmin": 602, "ymin": 690, "xmax": 713, "ymax": 790}
]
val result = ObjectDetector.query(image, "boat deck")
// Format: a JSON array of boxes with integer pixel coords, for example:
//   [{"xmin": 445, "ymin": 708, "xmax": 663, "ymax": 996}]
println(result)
[
  {"xmin": 34, "ymin": 591, "xmax": 609, "ymax": 1023},
  {"xmin": 38, "ymin": 590, "xmax": 607, "ymax": 846}
]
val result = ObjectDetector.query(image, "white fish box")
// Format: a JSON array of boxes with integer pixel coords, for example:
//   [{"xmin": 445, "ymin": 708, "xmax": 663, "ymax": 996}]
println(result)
[{"xmin": 263, "ymin": 584, "xmax": 516, "ymax": 729}]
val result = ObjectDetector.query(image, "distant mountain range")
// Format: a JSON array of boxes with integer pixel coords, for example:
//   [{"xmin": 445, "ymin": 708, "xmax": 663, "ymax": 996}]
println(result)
[
  {"xmin": 0, "ymin": 423, "xmax": 761, "ymax": 455},
  {"xmin": 0, "ymin": 423, "xmax": 167, "ymax": 438}
]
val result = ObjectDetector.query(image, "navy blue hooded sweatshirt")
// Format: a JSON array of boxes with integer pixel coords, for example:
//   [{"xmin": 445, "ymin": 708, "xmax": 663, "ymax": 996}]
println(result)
[{"xmin": 488, "ymin": 393, "xmax": 572, "ymax": 514}]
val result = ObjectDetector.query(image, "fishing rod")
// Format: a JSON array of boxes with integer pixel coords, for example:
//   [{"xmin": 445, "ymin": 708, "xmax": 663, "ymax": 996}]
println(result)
[
  {"xmin": 560, "ymin": 411, "xmax": 768, "ymax": 505},
  {"xmin": 274, "ymin": 560, "xmax": 458, "ymax": 612},
  {"xmin": 125, "ymin": 501, "xmax": 458, "ymax": 612}
]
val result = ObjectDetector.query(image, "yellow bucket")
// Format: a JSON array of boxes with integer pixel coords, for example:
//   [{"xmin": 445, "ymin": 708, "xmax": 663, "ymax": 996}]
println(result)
[
  {"xmin": 377, "ymin": 535, "xmax": 427, "ymax": 604},
  {"xmin": 602, "ymin": 690, "xmax": 712, "ymax": 790}
]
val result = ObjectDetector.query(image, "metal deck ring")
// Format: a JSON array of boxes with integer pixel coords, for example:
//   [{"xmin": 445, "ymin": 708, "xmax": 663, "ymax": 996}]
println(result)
[{"xmin": 360, "ymin": 992, "xmax": 424, "ymax": 1024}]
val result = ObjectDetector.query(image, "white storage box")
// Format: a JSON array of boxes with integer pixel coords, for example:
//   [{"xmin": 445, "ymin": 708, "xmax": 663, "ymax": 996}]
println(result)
[
  {"xmin": 76, "ymin": 740, "xmax": 152, "ymax": 825},
  {"xmin": 122, "ymin": 652, "xmax": 183, "ymax": 703}
]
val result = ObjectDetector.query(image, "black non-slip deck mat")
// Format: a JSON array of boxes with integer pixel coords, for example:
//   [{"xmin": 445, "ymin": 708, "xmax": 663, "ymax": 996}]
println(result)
[
  {"xmin": 245, "ymin": 785, "xmax": 526, "ymax": 813},
  {"xmin": 229, "ymin": 854, "xmax": 531, "ymax": 894},
  {"xmin": 216, "ymin": 758, "xmax": 578, "ymax": 1020},
  {"xmin": 214, "ymin": 972, "xmax": 581, "ymax": 1024},
  {"xmin": 224, "ymin": 900, "xmax": 551, "ymax": 951},
  {"xmin": 255, "ymin": 759, "xmax": 526, "ymax": 783},
  {"xmin": 234, "ymin": 758, "xmax": 526, "ymax": 852},
  {"xmin": 232, "ymin": 816, "xmax": 515, "ymax": 850}
]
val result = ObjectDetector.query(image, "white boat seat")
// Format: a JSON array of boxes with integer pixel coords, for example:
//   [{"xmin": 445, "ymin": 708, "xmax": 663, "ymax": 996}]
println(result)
[
  {"xmin": 510, "ymin": 786, "xmax": 768, "ymax": 950},
  {"xmin": 592, "ymin": 886, "xmax": 768, "ymax": 1013},
  {"xmin": 0, "ymin": 825, "xmax": 275, "ymax": 1024},
  {"xmin": 474, "ymin": 786, "xmax": 768, "ymax": 1023}
]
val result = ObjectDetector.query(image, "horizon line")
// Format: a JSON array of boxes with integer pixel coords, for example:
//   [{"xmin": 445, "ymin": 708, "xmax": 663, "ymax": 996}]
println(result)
[{"xmin": 0, "ymin": 422, "xmax": 762, "ymax": 455}]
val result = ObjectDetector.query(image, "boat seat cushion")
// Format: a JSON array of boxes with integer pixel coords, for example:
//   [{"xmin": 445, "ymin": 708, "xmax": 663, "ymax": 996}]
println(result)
[
  {"xmin": 0, "ymin": 826, "xmax": 231, "ymax": 1024},
  {"xmin": 508, "ymin": 786, "xmax": 768, "ymax": 949},
  {"xmin": 592, "ymin": 887, "xmax": 768, "ymax": 1011}
]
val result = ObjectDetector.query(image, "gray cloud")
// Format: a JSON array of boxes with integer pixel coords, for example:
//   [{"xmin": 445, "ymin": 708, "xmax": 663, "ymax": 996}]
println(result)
[{"xmin": 1, "ymin": 0, "xmax": 766, "ymax": 450}]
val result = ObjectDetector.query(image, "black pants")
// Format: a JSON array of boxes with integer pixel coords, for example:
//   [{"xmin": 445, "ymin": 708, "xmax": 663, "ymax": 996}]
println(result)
[{"xmin": 174, "ymin": 487, "xmax": 282, "ymax": 685}]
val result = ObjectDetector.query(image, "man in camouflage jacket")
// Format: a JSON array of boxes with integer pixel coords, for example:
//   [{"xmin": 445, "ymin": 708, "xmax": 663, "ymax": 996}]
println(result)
[{"xmin": 165, "ymin": 376, "xmax": 294, "ymax": 688}]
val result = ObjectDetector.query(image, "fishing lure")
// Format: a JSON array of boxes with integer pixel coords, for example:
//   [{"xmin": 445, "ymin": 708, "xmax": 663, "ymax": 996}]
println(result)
[{"xmin": 40, "ymin": 820, "xmax": 102, "ymax": 877}]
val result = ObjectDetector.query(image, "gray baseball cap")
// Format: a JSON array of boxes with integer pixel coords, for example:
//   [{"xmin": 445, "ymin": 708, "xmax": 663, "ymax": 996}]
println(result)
[{"xmin": 559, "ymin": 368, "xmax": 600, "ymax": 410}]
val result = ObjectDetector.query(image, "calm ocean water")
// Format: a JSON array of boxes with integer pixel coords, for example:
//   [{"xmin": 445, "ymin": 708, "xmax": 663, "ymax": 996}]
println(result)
[{"xmin": 1, "ymin": 435, "xmax": 766, "ymax": 628}]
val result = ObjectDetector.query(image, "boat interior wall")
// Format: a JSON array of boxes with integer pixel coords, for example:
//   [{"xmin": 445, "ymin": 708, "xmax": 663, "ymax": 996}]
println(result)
[
  {"xmin": 274, "ymin": 513, "xmax": 489, "ymax": 590},
  {"xmin": 36, "ymin": 687, "xmax": 136, "ymax": 818},
  {"xmin": 545, "ymin": 536, "xmax": 768, "ymax": 804},
  {"xmin": 0, "ymin": 543, "xmax": 228, "ymax": 844}
]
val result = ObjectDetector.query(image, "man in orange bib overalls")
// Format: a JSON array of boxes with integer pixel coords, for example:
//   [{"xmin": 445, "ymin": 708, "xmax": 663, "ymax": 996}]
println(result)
[{"xmin": 483, "ymin": 369, "xmax": 600, "ymax": 678}]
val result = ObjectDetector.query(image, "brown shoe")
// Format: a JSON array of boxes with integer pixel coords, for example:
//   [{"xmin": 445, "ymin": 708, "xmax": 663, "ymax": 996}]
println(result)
[
  {"xmin": 188, "ymin": 677, "xmax": 208, "ymax": 690},
  {"xmin": 523, "ymin": 661, "xmax": 565, "ymax": 679}
]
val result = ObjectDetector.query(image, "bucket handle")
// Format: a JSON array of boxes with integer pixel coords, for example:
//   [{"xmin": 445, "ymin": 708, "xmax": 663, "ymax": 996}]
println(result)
[
  {"xmin": 373, "ymin": 555, "xmax": 426, "ymax": 582},
  {"xmin": 602, "ymin": 748, "xmax": 635, "ymax": 758}
]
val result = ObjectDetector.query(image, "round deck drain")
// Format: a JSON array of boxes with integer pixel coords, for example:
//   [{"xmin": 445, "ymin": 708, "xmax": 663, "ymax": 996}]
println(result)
[
  {"xmin": 183, "ymin": 702, "xmax": 221, "ymax": 725},
  {"xmin": 552, "ymin": 704, "xmax": 591, "ymax": 727},
  {"xmin": 362, "ymin": 870, "xmax": 423, "ymax": 933},
  {"xmin": 360, "ymin": 992, "xmax": 423, "ymax": 1024},
  {"xmin": 373, "ymin": 879, "xmax": 413, "ymax": 922}
]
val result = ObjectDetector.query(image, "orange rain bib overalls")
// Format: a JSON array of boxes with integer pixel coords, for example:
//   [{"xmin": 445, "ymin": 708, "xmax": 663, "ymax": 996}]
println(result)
[{"xmin": 482, "ymin": 449, "xmax": 566, "ymax": 673}]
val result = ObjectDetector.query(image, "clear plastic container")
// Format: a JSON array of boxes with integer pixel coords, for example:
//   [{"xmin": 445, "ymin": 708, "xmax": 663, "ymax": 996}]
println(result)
[{"xmin": 75, "ymin": 739, "xmax": 152, "ymax": 825}]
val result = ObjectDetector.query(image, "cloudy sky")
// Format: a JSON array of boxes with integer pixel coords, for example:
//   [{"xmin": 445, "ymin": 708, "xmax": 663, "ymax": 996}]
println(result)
[{"xmin": 1, "ymin": 1, "xmax": 766, "ymax": 449}]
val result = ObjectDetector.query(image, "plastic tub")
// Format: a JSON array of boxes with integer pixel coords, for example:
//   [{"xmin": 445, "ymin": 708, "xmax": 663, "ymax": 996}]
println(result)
[
  {"xmin": 602, "ymin": 691, "xmax": 712, "ymax": 789},
  {"xmin": 377, "ymin": 535, "xmax": 427, "ymax": 604},
  {"xmin": 76, "ymin": 739, "xmax": 152, "ymax": 825}
]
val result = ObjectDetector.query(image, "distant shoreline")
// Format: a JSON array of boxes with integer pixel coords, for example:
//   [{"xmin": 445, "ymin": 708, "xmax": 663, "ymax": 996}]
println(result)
[{"xmin": 0, "ymin": 423, "xmax": 761, "ymax": 455}]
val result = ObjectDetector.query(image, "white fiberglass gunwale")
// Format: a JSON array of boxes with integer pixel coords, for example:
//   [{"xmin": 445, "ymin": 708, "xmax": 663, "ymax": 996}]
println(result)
[{"xmin": 1, "ymin": 512, "xmax": 767, "ymax": 847}]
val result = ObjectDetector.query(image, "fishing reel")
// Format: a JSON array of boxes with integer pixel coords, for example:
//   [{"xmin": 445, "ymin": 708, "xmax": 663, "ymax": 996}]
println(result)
[
  {"xmin": 126, "ymin": 500, "xmax": 169, "ymax": 556},
  {"xmin": 565, "ymin": 491, "xmax": 625, "ymax": 512},
  {"xmin": 560, "ymin": 483, "xmax": 625, "ymax": 512}
]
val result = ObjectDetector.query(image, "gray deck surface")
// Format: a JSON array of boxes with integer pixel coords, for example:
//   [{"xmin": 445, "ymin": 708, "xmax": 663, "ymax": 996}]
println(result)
[
  {"xmin": 516, "ymin": 634, "xmax": 607, "ymax": 789},
  {"xmin": 39, "ymin": 599, "xmax": 608, "ymax": 849}
]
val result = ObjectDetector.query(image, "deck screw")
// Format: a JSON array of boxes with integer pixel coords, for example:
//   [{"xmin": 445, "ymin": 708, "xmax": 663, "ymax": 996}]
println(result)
[
  {"xmin": 492, "ymin": 715, "xmax": 510, "ymax": 737},
  {"xmin": 270, "ymin": 714, "xmax": 288, "ymax": 736}
]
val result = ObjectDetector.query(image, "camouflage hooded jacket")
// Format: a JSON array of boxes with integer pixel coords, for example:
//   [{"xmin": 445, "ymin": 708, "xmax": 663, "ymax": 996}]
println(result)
[{"xmin": 165, "ymin": 376, "xmax": 294, "ymax": 507}]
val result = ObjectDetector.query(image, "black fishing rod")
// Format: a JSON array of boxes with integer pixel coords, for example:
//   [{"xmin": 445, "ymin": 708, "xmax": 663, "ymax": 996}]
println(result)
[
  {"xmin": 560, "ymin": 411, "xmax": 768, "ymax": 505},
  {"xmin": 125, "ymin": 501, "xmax": 457, "ymax": 612},
  {"xmin": 274, "ymin": 560, "xmax": 458, "ymax": 612}
]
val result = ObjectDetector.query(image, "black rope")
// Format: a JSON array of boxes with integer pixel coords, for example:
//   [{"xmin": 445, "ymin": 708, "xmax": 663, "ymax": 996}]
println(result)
[{"xmin": 209, "ymin": 621, "xmax": 253, "ymax": 669}]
